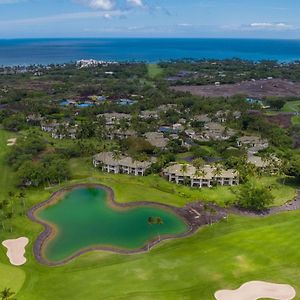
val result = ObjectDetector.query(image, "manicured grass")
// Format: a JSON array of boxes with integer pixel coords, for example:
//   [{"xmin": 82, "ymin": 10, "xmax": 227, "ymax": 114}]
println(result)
[
  {"xmin": 282, "ymin": 100, "xmax": 300, "ymax": 113},
  {"xmin": 0, "ymin": 129, "xmax": 18, "ymax": 202},
  {"xmin": 7, "ymin": 212, "xmax": 300, "ymax": 300},
  {"xmin": 0, "ymin": 262, "xmax": 25, "ymax": 294},
  {"xmin": 147, "ymin": 64, "xmax": 163, "ymax": 78},
  {"xmin": 0, "ymin": 128, "xmax": 300, "ymax": 299},
  {"xmin": 250, "ymin": 176, "xmax": 297, "ymax": 206},
  {"xmin": 292, "ymin": 115, "xmax": 300, "ymax": 125}
]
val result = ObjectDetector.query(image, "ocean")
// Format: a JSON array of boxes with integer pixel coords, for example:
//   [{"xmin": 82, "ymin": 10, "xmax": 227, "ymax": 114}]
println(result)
[{"xmin": 1, "ymin": 38, "xmax": 300, "ymax": 66}]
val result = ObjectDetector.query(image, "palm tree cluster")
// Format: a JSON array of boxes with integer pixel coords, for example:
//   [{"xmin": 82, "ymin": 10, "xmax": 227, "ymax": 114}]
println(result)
[{"xmin": 148, "ymin": 216, "xmax": 164, "ymax": 225}]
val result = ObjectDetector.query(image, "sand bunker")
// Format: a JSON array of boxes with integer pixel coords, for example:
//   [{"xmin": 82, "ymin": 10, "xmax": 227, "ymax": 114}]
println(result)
[
  {"xmin": 7, "ymin": 138, "xmax": 17, "ymax": 146},
  {"xmin": 215, "ymin": 281, "xmax": 296, "ymax": 300},
  {"xmin": 2, "ymin": 237, "xmax": 29, "ymax": 266}
]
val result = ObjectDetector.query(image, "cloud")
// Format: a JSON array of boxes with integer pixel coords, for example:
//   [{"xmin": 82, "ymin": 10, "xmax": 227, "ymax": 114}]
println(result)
[
  {"xmin": 0, "ymin": 10, "xmax": 127, "ymax": 26},
  {"xmin": 177, "ymin": 23, "xmax": 192, "ymax": 27},
  {"xmin": 76, "ymin": 0, "xmax": 144, "ymax": 10},
  {"xmin": 127, "ymin": 0, "xmax": 143, "ymax": 7},
  {"xmin": 76, "ymin": 0, "xmax": 115, "ymax": 10},
  {"xmin": 249, "ymin": 22, "xmax": 294, "ymax": 30}
]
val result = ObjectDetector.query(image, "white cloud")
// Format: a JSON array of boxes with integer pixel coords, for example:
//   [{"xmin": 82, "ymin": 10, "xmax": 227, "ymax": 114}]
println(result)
[
  {"xmin": 178, "ymin": 23, "xmax": 192, "ymax": 27},
  {"xmin": 77, "ymin": 0, "xmax": 115, "ymax": 10},
  {"xmin": 249, "ymin": 22, "xmax": 294, "ymax": 30},
  {"xmin": 127, "ymin": 0, "xmax": 143, "ymax": 7}
]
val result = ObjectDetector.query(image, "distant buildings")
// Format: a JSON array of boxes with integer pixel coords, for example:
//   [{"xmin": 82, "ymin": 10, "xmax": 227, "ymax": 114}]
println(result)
[
  {"xmin": 41, "ymin": 121, "xmax": 77, "ymax": 139},
  {"xmin": 116, "ymin": 99, "xmax": 137, "ymax": 106},
  {"xmin": 145, "ymin": 132, "xmax": 169, "ymax": 149},
  {"xmin": 247, "ymin": 154, "xmax": 281, "ymax": 173},
  {"xmin": 76, "ymin": 59, "xmax": 118, "ymax": 68},
  {"xmin": 106, "ymin": 129, "xmax": 137, "ymax": 140},
  {"xmin": 237, "ymin": 136, "xmax": 269, "ymax": 154},
  {"xmin": 98, "ymin": 113, "xmax": 132, "ymax": 126},
  {"xmin": 139, "ymin": 110, "xmax": 159, "ymax": 120}
]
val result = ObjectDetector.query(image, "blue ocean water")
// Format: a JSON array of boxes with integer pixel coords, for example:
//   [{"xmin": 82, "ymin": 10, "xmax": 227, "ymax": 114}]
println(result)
[{"xmin": 0, "ymin": 38, "xmax": 300, "ymax": 66}]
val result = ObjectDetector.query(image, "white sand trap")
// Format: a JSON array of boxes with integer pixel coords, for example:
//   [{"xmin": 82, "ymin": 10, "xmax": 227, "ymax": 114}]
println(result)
[
  {"xmin": 7, "ymin": 138, "xmax": 17, "ymax": 146},
  {"xmin": 215, "ymin": 281, "xmax": 296, "ymax": 300},
  {"xmin": 2, "ymin": 237, "xmax": 29, "ymax": 266}
]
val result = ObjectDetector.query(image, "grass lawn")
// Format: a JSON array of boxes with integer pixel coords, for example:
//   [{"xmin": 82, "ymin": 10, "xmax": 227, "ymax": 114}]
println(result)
[
  {"xmin": 292, "ymin": 115, "xmax": 300, "ymax": 125},
  {"xmin": 1, "ymin": 128, "xmax": 300, "ymax": 299},
  {"xmin": 147, "ymin": 64, "xmax": 163, "ymax": 78},
  {"xmin": 0, "ymin": 262, "xmax": 26, "ymax": 294},
  {"xmin": 0, "ymin": 129, "xmax": 18, "ymax": 202},
  {"xmin": 282, "ymin": 100, "xmax": 300, "ymax": 113},
  {"xmin": 5, "ymin": 211, "xmax": 300, "ymax": 300}
]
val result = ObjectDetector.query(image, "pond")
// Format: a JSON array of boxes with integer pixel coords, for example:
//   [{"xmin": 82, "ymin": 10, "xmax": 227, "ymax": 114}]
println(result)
[{"xmin": 34, "ymin": 186, "xmax": 188, "ymax": 264}]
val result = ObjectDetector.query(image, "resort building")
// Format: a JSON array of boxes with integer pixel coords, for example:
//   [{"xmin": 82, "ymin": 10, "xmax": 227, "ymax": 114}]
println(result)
[
  {"xmin": 190, "ymin": 122, "xmax": 236, "ymax": 142},
  {"xmin": 93, "ymin": 152, "xmax": 155, "ymax": 176},
  {"xmin": 139, "ymin": 110, "xmax": 159, "ymax": 119},
  {"xmin": 106, "ymin": 129, "xmax": 137, "ymax": 140},
  {"xmin": 157, "ymin": 104, "xmax": 178, "ymax": 113},
  {"xmin": 162, "ymin": 163, "xmax": 239, "ymax": 188},
  {"xmin": 98, "ymin": 113, "xmax": 132, "ymax": 126},
  {"xmin": 144, "ymin": 132, "xmax": 169, "ymax": 149},
  {"xmin": 41, "ymin": 122, "xmax": 61, "ymax": 132},
  {"xmin": 26, "ymin": 114, "xmax": 44, "ymax": 125},
  {"xmin": 247, "ymin": 154, "xmax": 281, "ymax": 174},
  {"xmin": 51, "ymin": 126, "xmax": 78, "ymax": 140},
  {"xmin": 237, "ymin": 136, "xmax": 269, "ymax": 153},
  {"xmin": 192, "ymin": 114, "xmax": 212, "ymax": 123}
]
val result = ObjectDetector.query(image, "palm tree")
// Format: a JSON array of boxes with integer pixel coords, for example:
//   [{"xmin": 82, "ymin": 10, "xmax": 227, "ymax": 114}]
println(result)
[
  {"xmin": 193, "ymin": 158, "xmax": 204, "ymax": 170},
  {"xmin": 0, "ymin": 288, "xmax": 15, "ymax": 300},
  {"xmin": 112, "ymin": 150, "xmax": 121, "ymax": 161},
  {"xmin": 212, "ymin": 165, "xmax": 223, "ymax": 185},
  {"xmin": 194, "ymin": 168, "xmax": 207, "ymax": 187},
  {"xmin": 180, "ymin": 163, "xmax": 189, "ymax": 185},
  {"xmin": 180, "ymin": 163, "xmax": 188, "ymax": 175}
]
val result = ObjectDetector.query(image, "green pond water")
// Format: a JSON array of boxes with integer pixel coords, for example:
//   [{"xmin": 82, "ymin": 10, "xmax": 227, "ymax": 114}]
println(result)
[{"xmin": 37, "ymin": 187, "xmax": 188, "ymax": 262}]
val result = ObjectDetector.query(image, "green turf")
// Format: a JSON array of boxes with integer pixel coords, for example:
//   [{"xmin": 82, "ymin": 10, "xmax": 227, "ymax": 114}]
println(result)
[
  {"xmin": 292, "ymin": 115, "xmax": 300, "ymax": 125},
  {"xmin": 0, "ymin": 262, "xmax": 26, "ymax": 294},
  {"xmin": 0, "ymin": 128, "xmax": 300, "ymax": 299},
  {"xmin": 147, "ymin": 64, "xmax": 163, "ymax": 78},
  {"xmin": 0, "ymin": 129, "xmax": 18, "ymax": 202},
  {"xmin": 12, "ymin": 213, "xmax": 300, "ymax": 299},
  {"xmin": 282, "ymin": 100, "xmax": 300, "ymax": 113}
]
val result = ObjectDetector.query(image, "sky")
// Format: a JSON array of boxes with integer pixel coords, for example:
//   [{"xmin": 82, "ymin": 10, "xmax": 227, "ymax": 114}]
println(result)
[{"xmin": 0, "ymin": 0, "xmax": 299, "ymax": 38}]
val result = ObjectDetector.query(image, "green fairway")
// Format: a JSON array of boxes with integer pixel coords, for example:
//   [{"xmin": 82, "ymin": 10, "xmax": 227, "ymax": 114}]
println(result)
[
  {"xmin": 282, "ymin": 100, "xmax": 300, "ymax": 113},
  {"xmin": 6, "ymin": 212, "xmax": 300, "ymax": 300},
  {"xmin": 0, "ymin": 262, "xmax": 26, "ymax": 294},
  {"xmin": 0, "ymin": 129, "xmax": 18, "ymax": 201},
  {"xmin": 147, "ymin": 64, "xmax": 163, "ymax": 78}
]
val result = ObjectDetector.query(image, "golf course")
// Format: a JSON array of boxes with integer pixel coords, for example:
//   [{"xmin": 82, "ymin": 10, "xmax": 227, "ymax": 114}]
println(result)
[{"xmin": 1, "ymin": 128, "xmax": 300, "ymax": 300}]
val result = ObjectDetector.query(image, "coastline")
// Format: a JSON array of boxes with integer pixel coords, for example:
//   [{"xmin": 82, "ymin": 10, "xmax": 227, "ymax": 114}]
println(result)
[{"xmin": 2, "ymin": 38, "xmax": 300, "ymax": 67}]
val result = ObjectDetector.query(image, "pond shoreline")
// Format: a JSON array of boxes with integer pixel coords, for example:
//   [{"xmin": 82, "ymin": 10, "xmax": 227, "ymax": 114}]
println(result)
[{"xmin": 27, "ymin": 183, "xmax": 227, "ymax": 266}]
